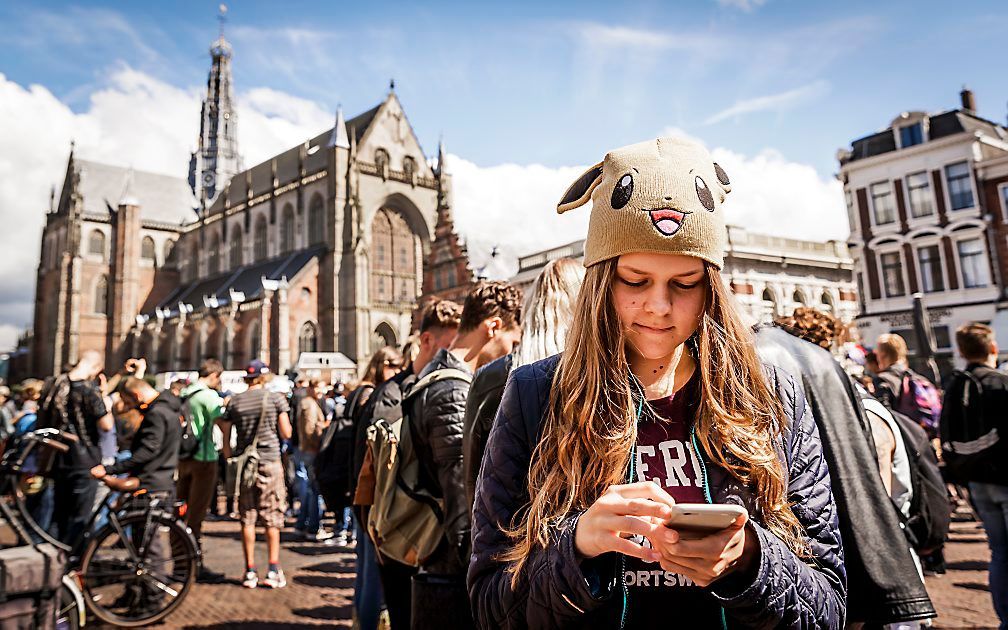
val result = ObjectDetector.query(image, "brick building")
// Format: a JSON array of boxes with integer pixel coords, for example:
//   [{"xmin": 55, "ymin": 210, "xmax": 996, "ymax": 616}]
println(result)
[
  {"xmin": 29, "ymin": 30, "xmax": 472, "ymax": 378},
  {"xmin": 838, "ymin": 88, "xmax": 1008, "ymax": 372}
]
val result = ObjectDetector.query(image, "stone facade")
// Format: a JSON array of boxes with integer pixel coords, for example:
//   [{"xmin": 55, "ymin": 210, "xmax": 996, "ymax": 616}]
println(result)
[
  {"xmin": 27, "ymin": 36, "xmax": 470, "ymax": 378},
  {"xmin": 512, "ymin": 228, "xmax": 857, "ymax": 326}
]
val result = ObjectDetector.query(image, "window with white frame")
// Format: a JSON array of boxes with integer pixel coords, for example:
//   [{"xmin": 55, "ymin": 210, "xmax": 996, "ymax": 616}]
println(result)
[
  {"xmin": 906, "ymin": 172, "xmax": 934, "ymax": 218},
  {"xmin": 899, "ymin": 123, "xmax": 923, "ymax": 148},
  {"xmin": 880, "ymin": 251, "xmax": 906, "ymax": 297},
  {"xmin": 871, "ymin": 182, "xmax": 896, "ymax": 225},
  {"xmin": 999, "ymin": 183, "xmax": 1008, "ymax": 222},
  {"xmin": 958, "ymin": 238, "xmax": 989, "ymax": 288},
  {"xmin": 945, "ymin": 162, "xmax": 975, "ymax": 210},
  {"xmin": 917, "ymin": 244, "xmax": 944, "ymax": 293}
]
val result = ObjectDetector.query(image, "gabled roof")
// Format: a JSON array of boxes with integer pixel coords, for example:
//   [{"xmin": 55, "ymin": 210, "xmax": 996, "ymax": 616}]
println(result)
[
  {"xmin": 149, "ymin": 246, "xmax": 323, "ymax": 317},
  {"xmin": 845, "ymin": 109, "xmax": 1008, "ymax": 164},
  {"xmin": 73, "ymin": 159, "xmax": 198, "ymax": 225}
]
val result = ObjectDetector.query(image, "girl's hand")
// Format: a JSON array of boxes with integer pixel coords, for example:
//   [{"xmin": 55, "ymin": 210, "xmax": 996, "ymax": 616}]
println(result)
[
  {"xmin": 574, "ymin": 481, "xmax": 675, "ymax": 561},
  {"xmin": 650, "ymin": 513, "xmax": 758, "ymax": 587}
]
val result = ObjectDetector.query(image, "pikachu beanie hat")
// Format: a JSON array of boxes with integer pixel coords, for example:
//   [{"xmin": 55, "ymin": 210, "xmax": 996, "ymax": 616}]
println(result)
[{"xmin": 557, "ymin": 136, "xmax": 731, "ymax": 269}]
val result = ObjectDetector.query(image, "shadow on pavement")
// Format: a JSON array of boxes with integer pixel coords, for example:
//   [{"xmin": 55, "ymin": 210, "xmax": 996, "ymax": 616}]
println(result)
[
  {"xmin": 182, "ymin": 622, "xmax": 335, "ymax": 629},
  {"xmin": 291, "ymin": 604, "xmax": 354, "ymax": 621},
  {"xmin": 954, "ymin": 581, "xmax": 991, "ymax": 592},
  {"xmin": 301, "ymin": 560, "xmax": 352, "ymax": 573},
  {"xmin": 294, "ymin": 574, "xmax": 354, "ymax": 589},
  {"xmin": 946, "ymin": 560, "xmax": 989, "ymax": 571}
]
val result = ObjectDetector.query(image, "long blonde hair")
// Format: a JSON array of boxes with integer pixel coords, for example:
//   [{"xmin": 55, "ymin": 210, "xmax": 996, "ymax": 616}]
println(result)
[
  {"xmin": 513, "ymin": 257, "xmax": 585, "ymax": 368},
  {"xmin": 503, "ymin": 258, "xmax": 808, "ymax": 585}
]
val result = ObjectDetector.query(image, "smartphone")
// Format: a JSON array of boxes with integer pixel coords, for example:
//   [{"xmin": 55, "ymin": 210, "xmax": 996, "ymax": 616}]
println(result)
[{"xmin": 663, "ymin": 503, "xmax": 748, "ymax": 539}]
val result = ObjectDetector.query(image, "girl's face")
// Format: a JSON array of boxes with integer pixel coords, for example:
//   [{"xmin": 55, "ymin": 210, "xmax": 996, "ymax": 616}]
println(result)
[{"xmin": 612, "ymin": 252, "xmax": 707, "ymax": 362}]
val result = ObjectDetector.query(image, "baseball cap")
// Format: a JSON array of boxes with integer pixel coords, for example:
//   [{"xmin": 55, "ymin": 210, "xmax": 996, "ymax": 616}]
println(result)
[{"xmin": 244, "ymin": 359, "xmax": 270, "ymax": 379}]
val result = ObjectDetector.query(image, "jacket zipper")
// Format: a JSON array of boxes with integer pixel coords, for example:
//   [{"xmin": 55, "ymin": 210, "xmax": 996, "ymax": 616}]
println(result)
[{"xmin": 690, "ymin": 427, "xmax": 728, "ymax": 630}]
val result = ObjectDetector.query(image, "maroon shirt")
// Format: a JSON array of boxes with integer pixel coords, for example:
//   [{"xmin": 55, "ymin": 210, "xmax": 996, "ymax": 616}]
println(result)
[{"xmin": 624, "ymin": 371, "xmax": 722, "ymax": 625}]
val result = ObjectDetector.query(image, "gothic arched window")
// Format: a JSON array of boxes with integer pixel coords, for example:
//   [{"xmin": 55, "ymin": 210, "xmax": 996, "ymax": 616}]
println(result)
[
  {"xmin": 402, "ymin": 156, "xmax": 416, "ymax": 179},
  {"xmin": 88, "ymin": 230, "xmax": 106, "ymax": 259},
  {"xmin": 94, "ymin": 275, "xmax": 108, "ymax": 315},
  {"xmin": 369, "ymin": 208, "xmax": 418, "ymax": 306},
  {"xmin": 229, "ymin": 229, "xmax": 243, "ymax": 268},
  {"xmin": 281, "ymin": 204, "xmax": 295, "ymax": 253},
  {"xmin": 207, "ymin": 231, "xmax": 221, "ymax": 275},
  {"xmin": 375, "ymin": 148, "xmax": 389, "ymax": 173},
  {"xmin": 253, "ymin": 215, "xmax": 268, "ymax": 261},
  {"xmin": 141, "ymin": 236, "xmax": 156, "ymax": 264},
  {"xmin": 247, "ymin": 321, "xmax": 260, "ymax": 362},
  {"xmin": 308, "ymin": 194, "xmax": 324, "ymax": 244},
  {"xmin": 298, "ymin": 321, "xmax": 318, "ymax": 356},
  {"xmin": 793, "ymin": 289, "xmax": 806, "ymax": 305}
]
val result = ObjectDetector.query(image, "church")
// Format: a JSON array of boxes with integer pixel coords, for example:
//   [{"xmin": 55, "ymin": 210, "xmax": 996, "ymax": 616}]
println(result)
[{"xmin": 29, "ymin": 29, "xmax": 475, "ymax": 378}]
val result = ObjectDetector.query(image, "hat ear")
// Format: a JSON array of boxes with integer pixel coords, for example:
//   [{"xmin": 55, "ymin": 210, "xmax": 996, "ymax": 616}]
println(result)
[{"xmin": 557, "ymin": 162, "xmax": 603, "ymax": 214}]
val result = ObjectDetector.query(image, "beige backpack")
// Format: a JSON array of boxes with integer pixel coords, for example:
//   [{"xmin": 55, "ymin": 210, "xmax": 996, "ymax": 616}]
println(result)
[{"xmin": 365, "ymin": 369, "xmax": 471, "ymax": 566}]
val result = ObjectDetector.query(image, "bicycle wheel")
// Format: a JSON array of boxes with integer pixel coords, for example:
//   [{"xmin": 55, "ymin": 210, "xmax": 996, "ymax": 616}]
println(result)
[
  {"xmin": 78, "ymin": 510, "xmax": 199, "ymax": 627},
  {"xmin": 0, "ymin": 474, "xmax": 67, "ymax": 550}
]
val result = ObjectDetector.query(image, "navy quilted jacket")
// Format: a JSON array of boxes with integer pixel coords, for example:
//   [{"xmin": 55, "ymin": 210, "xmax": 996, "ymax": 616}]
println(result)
[{"xmin": 467, "ymin": 355, "xmax": 846, "ymax": 629}]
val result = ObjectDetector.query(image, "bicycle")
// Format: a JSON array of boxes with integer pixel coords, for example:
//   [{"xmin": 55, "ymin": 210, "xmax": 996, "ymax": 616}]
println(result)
[{"xmin": 0, "ymin": 428, "xmax": 201, "ymax": 627}]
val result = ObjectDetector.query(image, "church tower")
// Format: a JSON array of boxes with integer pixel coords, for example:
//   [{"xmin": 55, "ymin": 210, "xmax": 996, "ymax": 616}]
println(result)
[{"xmin": 188, "ymin": 6, "xmax": 242, "ymax": 211}]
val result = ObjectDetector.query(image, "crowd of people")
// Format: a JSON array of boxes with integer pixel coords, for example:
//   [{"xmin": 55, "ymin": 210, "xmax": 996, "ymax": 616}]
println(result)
[{"xmin": 2, "ymin": 135, "xmax": 1007, "ymax": 629}]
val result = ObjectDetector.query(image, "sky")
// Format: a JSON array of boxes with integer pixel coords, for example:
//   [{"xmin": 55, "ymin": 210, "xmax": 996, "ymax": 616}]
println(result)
[{"xmin": 0, "ymin": 0, "xmax": 1005, "ymax": 350}]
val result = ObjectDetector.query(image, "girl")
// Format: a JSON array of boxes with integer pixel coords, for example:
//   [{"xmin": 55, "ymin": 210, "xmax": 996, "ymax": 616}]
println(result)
[{"xmin": 468, "ymin": 137, "xmax": 845, "ymax": 628}]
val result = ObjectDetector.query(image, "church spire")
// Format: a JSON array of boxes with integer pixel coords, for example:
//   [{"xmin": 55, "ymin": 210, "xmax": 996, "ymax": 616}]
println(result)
[
  {"xmin": 189, "ymin": 3, "xmax": 242, "ymax": 211},
  {"xmin": 328, "ymin": 105, "xmax": 350, "ymax": 149}
]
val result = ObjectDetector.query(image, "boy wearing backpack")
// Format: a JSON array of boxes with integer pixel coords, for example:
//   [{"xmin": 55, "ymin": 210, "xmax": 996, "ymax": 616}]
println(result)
[
  {"xmin": 405, "ymin": 282, "xmax": 522, "ymax": 630},
  {"xmin": 943, "ymin": 322, "xmax": 1008, "ymax": 625},
  {"xmin": 177, "ymin": 358, "xmax": 226, "ymax": 582},
  {"xmin": 874, "ymin": 333, "xmax": 943, "ymax": 438}
]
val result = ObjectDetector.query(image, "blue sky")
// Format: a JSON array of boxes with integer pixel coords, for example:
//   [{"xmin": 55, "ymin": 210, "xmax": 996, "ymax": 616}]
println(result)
[
  {"xmin": 0, "ymin": 0, "xmax": 1005, "ymax": 348},
  {"xmin": 2, "ymin": 0, "xmax": 1005, "ymax": 175}
]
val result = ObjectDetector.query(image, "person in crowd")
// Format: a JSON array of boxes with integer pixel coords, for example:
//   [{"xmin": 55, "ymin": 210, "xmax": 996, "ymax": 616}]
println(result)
[
  {"xmin": 764, "ymin": 307, "xmax": 935, "ymax": 627},
  {"xmin": 287, "ymin": 374, "xmax": 309, "ymax": 523},
  {"xmin": 873, "ymin": 333, "xmax": 947, "ymax": 575},
  {"xmin": 178, "ymin": 358, "xmax": 227, "ymax": 582},
  {"xmin": 0, "ymin": 385, "xmax": 15, "ymax": 439},
  {"xmin": 342, "ymin": 346, "xmax": 401, "ymax": 630},
  {"xmin": 354, "ymin": 300, "xmax": 462, "ymax": 630},
  {"xmin": 942, "ymin": 322, "xmax": 1008, "ymax": 627},
  {"xmin": 12, "ymin": 379, "xmax": 52, "ymax": 532},
  {"xmin": 294, "ymin": 378, "xmax": 331, "ymax": 541},
  {"xmin": 463, "ymin": 257, "xmax": 583, "ymax": 512},
  {"xmin": 411, "ymin": 281, "xmax": 522, "ymax": 629},
  {"xmin": 219, "ymin": 360, "xmax": 292, "ymax": 589},
  {"xmin": 469, "ymin": 137, "xmax": 846, "ymax": 628},
  {"xmin": 89, "ymin": 376, "xmax": 181, "ymax": 498},
  {"xmin": 40, "ymin": 350, "xmax": 114, "ymax": 545}
]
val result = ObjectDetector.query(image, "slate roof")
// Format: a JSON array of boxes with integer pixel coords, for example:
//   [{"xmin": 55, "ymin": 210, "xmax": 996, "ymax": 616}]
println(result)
[
  {"xmin": 75, "ymin": 159, "xmax": 198, "ymax": 225},
  {"xmin": 148, "ymin": 246, "xmax": 323, "ymax": 317},
  {"xmin": 846, "ymin": 109, "xmax": 1007, "ymax": 164},
  {"xmin": 206, "ymin": 101, "xmax": 385, "ymax": 215}
]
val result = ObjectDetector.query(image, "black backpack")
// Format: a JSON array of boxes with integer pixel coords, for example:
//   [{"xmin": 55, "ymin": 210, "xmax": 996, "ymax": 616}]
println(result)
[
  {"xmin": 940, "ymin": 368, "xmax": 1007, "ymax": 485},
  {"xmin": 314, "ymin": 385, "xmax": 371, "ymax": 507},
  {"xmin": 889, "ymin": 408, "xmax": 951, "ymax": 553},
  {"xmin": 177, "ymin": 391, "xmax": 201, "ymax": 461}
]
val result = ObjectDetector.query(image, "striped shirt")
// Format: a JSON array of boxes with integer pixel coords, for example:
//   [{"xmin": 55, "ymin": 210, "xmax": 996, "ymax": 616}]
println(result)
[{"xmin": 224, "ymin": 388, "xmax": 289, "ymax": 462}]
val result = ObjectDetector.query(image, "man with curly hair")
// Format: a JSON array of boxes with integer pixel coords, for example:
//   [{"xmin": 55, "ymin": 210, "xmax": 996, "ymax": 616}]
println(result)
[{"xmin": 407, "ymin": 281, "xmax": 522, "ymax": 629}]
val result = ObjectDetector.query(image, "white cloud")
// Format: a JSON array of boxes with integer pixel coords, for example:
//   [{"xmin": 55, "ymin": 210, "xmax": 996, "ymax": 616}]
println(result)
[
  {"xmin": 449, "ymin": 143, "xmax": 849, "ymax": 282},
  {"xmin": 0, "ymin": 68, "xmax": 332, "ymax": 351},
  {"xmin": 715, "ymin": 0, "xmax": 768, "ymax": 11},
  {"xmin": 704, "ymin": 80, "xmax": 830, "ymax": 125},
  {"xmin": 0, "ymin": 66, "xmax": 848, "ymax": 354}
]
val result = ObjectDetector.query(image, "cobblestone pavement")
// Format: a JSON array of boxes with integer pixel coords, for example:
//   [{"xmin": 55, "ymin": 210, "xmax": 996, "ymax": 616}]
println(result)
[
  {"xmin": 929, "ymin": 516, "xmax": 998, "ymax": 629},
  {"xmin": 105, "ymin": 510, "xmax": 999, "ymax": 628}
]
